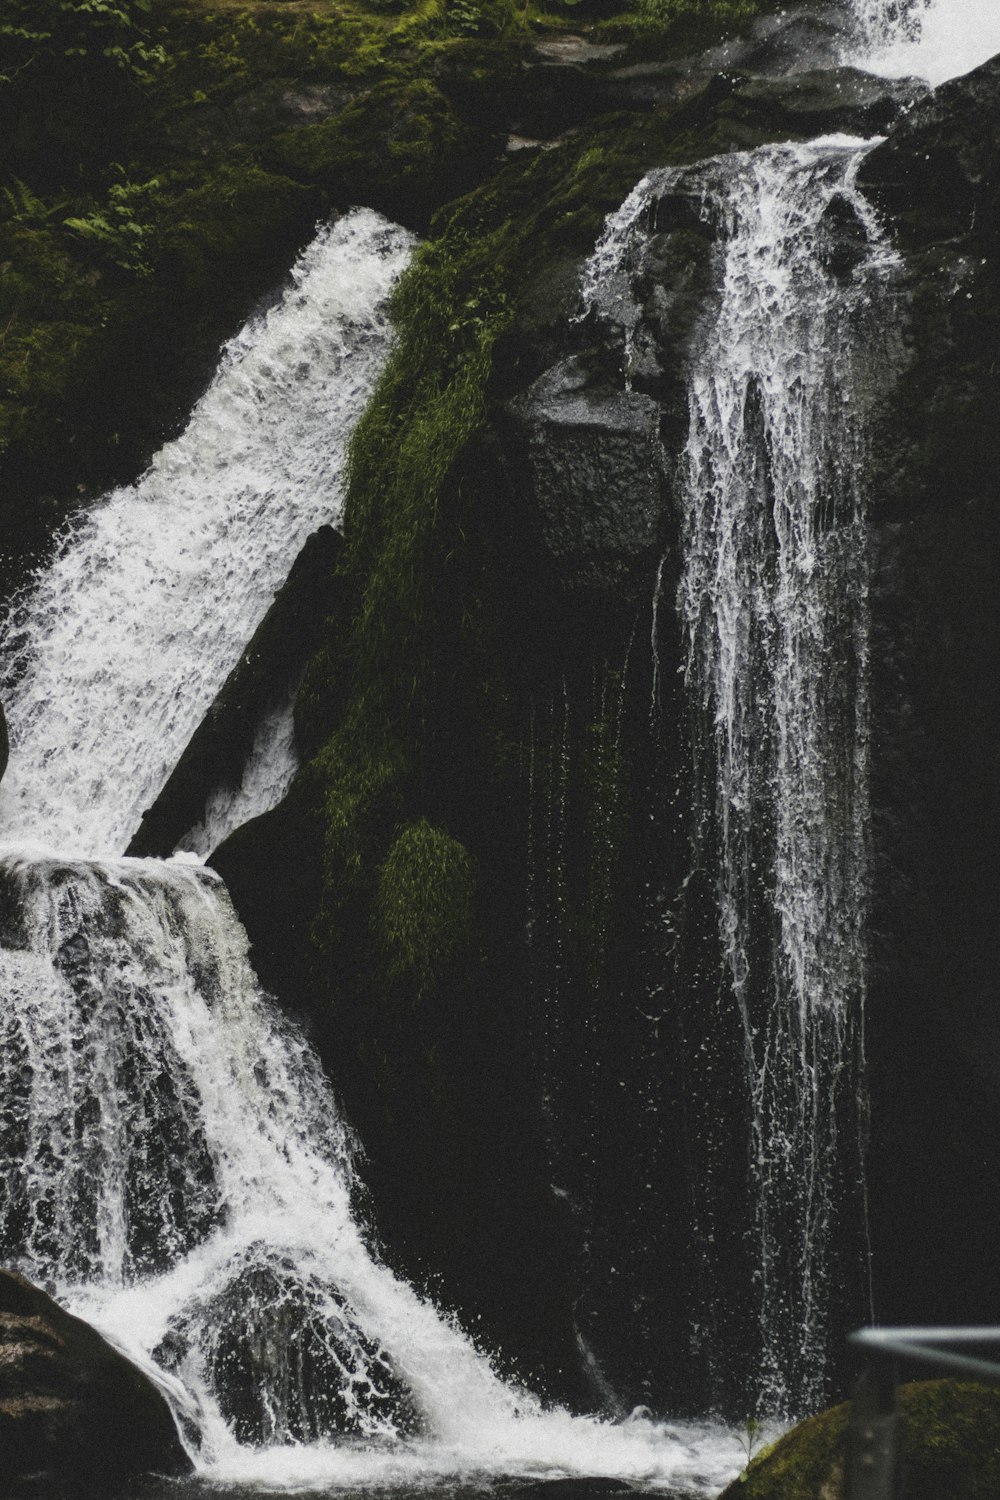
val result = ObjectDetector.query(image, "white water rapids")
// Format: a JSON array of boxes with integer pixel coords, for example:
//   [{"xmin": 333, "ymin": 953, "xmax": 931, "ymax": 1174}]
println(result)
[
  {"xmin": 0, "ymin": 209, "xmax": 413, "ymax": 858},
  {"xmin": 0, "ymin": 209, "xmax": 746, "ymax": 1491},
  {"xmin": 847, "ymin": 0, "xmax": 1000, "ymax": 84}
]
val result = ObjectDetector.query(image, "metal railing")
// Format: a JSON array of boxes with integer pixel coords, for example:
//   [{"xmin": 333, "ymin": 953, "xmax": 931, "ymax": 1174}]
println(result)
[{"xmin": 845, "ymin": 1327, "xmax": 1000, "ymax": 1499}]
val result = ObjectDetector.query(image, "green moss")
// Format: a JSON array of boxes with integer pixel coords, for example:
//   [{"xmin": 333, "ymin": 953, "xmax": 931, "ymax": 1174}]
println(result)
[
  {"xmin": 301, "ymin": 219, "xmax": 511, "ymax": 976},
  {"xmin": 307, "ymin": 697, "xmax": 407, "ymax": 958},
  {"xmin": 344, "ymin": 223, "xmax": 512, "ymax": 700},
  {"xmin": 268, "ymin": 78, "xmax": 483, "ymax": 222},
  {"xmin": 722, "ymin": 1381, "xmax": 1000, "ymax": 1500},
  {"xmin": 154, "ymin": 160, "xmax": 318, "ymax": 294},
  {"xmin": 374, "ymin": 818, "xmax": 476, "ymax": 997}
]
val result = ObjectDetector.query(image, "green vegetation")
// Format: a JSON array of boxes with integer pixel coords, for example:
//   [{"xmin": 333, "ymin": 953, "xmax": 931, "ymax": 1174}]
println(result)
[
  {"xmin": 722, "ymin": 1381, "xmax": 1000, "ymax": 1500},
  {"xmin": 304, "ymin": 221, "xmax": 512, "ymax": 993},
  {"xmin": 374, "ymin": 819, "xmax": 476, "ymax": 997},
  {"xmin": 0, "ymin": 0, "xmax": 166, "ymax": 87}
]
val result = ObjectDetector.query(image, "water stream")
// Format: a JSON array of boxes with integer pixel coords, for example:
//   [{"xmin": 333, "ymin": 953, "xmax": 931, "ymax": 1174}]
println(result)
[
  {"xmin": 0, "ymin": 209, "xmax": 413, "ymax": 857},
  {"xmin": 580, "ymin": 131, "xmax": 903, "ymax": 1414},
  {"xmin": 0, "ymin": 211, "xmax": 745, "ymax": 1492}
]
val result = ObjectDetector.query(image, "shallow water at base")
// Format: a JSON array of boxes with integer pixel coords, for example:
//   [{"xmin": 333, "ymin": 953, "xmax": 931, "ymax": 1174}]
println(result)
[{"xmin": 124, "ymin": 1462, "xmax": 740, "ymax": 1500}]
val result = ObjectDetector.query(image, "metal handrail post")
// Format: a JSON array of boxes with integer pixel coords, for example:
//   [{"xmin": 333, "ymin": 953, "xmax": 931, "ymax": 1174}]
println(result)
[{"xmin": 844, "ymin": 1327, "xmax": 1000, "ymax": 1500}]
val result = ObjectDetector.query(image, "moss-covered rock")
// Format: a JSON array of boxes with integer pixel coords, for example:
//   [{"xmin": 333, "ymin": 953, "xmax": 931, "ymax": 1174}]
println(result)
[
  {"xmin": 720, "ymin": 1381, "xmax": 1000, "ymax": 1500},
  {"xmin": 269, "ymin": 77, "xmax": 500, "ymax": 228},
  {"xmin": 374, "ymin": 818, "xmax": 476, "ymax": 997}
]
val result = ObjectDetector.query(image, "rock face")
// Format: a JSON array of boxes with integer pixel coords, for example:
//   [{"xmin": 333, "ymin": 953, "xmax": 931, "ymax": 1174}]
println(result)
[
  {"xmin": 503, "ymin": 355, "xmax": 669, "ymax": 592},
  {"xmin": 718, "ymin": 1380, "xmax": 1000, "ymax": 1500},
  {"xmin": 855, "ymin": 54, "xmax": 1000, "ymax": 1337},
  {"xmin": 205, "ymin": 39, "xmax": 953, "ymax": 1418},
  {"xmin": 128, "ymin": 525, "xmax": 342, "ymax": 859},
  {"xmin": 0, "ymin": 1269, "xmax": 190, "ymax": 1491}
]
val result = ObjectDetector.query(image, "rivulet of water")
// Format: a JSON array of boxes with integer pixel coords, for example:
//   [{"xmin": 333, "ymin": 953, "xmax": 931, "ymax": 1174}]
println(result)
[
  {"xmin": 176, "ymin": 691, "xmax": 300, "ymax": 859},
  {"xmin": 583, "ymin": 138, "xmax": 901, "ymax": 1415},
  {"xmin": 0, "ymin": 209, "xmax": 414, "ymax": 857}
]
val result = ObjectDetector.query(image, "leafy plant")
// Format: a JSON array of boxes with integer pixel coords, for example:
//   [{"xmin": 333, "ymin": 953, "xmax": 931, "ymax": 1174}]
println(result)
[
  {"xmin": 1, "ymin": 179, "xmax": 65, "ymax": 226},
  {"xmin": 63, "ymin": 168, "xmax": 161, "ymax": 275},
  {"xmin": 737, "ymin": 1414, "xmax": 765, "ymax": 1467},
  {"xmin": 0, "ymin": 0, "xmax": 166, "ymax": 87}
]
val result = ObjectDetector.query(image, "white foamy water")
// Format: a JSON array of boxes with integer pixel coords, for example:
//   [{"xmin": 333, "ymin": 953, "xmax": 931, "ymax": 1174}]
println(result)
[
  {"xmin": 0, "ymin": 209, "xmax": 414, "ymax": 858},
  {"xmin": 848, "ymin": 0, "xmax": 1000, "ymax": 85},
  {"xmin": 0, "ymin": 852, "xmax": 745, "ymax": 1494}
]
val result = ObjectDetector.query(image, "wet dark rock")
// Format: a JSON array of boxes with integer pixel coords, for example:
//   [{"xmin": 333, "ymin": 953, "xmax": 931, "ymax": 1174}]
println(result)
[
  {"xmin": 169, "ymin": 80, "xmax": 354, "ymax": 158},
  {"xmin": 128, "ymin": 526, "xmax": 342, "ymax": 859},
  {"xmin": 729, "ymin": 65, "xmax": 926, "ymax": 136},
  {"xmin": 0, "ymin": 1269, "xmax": 190, "ymax": 1493},
  {"xmin": 728, "ymin": 9, "xmax": 846, "ymax": 76},
  {"xmin": 851, "ymin": 48, "xmax": 1000, "ymax": 1334},
  {"xmin": 817, "ymin": 190, "xmax": 872, "ymax": 279},
  {"xmin": 0, "ymin": 700, "xmax": 7, "ymax": 786},
  {"xmin": 516, "ymin": 1480, "xmax": 636, "ymax": 1497},
  {"xmin": 209, "ymin": 778, "xmax": 322, "ymax": 1008},
  {"xmin": 503, "ymin": 355, "xmax": 669, "ymax": 594},
  {"xmin": 154, "ymin": 1249, "xmax": 421, "ymax": 1445},
  {"xmin": 860, "ymin": 53, "xmax": 1000, "ymax": 246}
]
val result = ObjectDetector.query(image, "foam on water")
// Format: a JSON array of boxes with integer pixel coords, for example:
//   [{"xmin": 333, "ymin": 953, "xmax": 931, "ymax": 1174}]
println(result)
[{"xmin": 847, "ymin": 0, "xmax": 1000, "ymax": 85}]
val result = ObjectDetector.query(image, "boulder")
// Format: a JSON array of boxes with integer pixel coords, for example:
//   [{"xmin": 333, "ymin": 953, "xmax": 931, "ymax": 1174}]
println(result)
[
  {"xmin": 719, "ymin": 1380, "xmax": 1000, "ymax": 1499},
  {"xmin": 860, "ymin": 54, "xmax": 1000, "ymax": 247},
  {"xmin": 0, "ymin": 1269, "xmax": 190, "ymax": 1493},
  {"xmin": 503, "ymin": 354, "xmax": 669, "ymax": 594}
]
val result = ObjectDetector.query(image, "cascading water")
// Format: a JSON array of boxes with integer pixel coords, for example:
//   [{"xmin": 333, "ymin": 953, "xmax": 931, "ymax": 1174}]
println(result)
[
  {"xmin": 845, "ymin": 0, "xmax": 1000, "ymax": 84},
  {"xmin": 582, "ymin": 139, "xmax": 902, "ymax": 1414},
  {"xmin": 0, "ymin": 206, "xmax": 746, "ymax": 1492},
  {"xmin": 0, "ymin": 209, "xmax": 414, "ymax": 857}
]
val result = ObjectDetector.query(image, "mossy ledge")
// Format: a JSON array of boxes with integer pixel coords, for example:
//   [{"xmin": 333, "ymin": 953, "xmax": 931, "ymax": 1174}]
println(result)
[{"xmin": 721, "ymin": 1381, "xmax": 1000, "ymax": 1500}]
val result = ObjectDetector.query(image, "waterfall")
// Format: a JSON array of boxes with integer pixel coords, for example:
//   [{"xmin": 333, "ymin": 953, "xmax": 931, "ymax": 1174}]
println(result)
[
  {"xmin": 584, "ymin": 139, "xmax": 901, "ymax": 1414},
  {"xmin": 846, "ymin": 0, "xmax": 1000, "ymax": 84},
  {"xmin": 0, "ymin": 848, "xmax": 746, "ymax": 1488},
  {"xmin": 0, "ymin": 209, "xmax": 414, "ymax": 857},
  {"xmin": 0, "ymin": 204, "xmax": 747, "ymax": 1489},
  {"xmin": 177, "ymin": 689, "xmax": 300, "ymax": 858},
  {"xmin": 0, "ymin": 851, "xmax": 524, "ymax": 1452}
]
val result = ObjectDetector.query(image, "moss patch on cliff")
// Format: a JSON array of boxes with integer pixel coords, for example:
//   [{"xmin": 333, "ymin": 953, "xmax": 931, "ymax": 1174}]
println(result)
[{"xmin": 374, "ymin": 819, "xmax": 476, "ymax": 997}]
